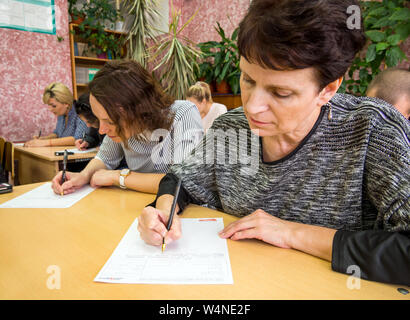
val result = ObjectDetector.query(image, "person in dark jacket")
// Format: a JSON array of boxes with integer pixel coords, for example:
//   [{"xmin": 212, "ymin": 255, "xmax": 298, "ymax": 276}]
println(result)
[
  {"xmin": 74, "ymin": 92, "xmax": 105, "ymax": 150},
  {"xmin": 137, "ymin": 0, "xmax": 410, "ymax": 286}
]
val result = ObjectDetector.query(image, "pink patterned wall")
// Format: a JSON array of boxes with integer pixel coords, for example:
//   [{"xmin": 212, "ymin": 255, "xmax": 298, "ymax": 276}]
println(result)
[
  {"xmin": 0, "ymin": 0, "xmax": 72, "ymax": 142},
  {"xmin": 173, "ymin": 0, "xmax": 251, "ymax": 45}
]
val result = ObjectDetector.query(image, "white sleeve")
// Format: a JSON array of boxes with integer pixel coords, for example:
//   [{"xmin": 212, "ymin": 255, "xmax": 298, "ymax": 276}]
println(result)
[{"xmin": 95, "ymin": 135, "xmax": 124, "ymax": 170}]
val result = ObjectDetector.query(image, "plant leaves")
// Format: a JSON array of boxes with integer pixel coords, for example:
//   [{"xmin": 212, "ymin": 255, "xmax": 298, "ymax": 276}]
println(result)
[
  {"xmin": 365, "ymin": 30, "xmax": 386, "ymax": 42},
  {"xmin": 366, "ymin": 44, "xmax": 377, "ymax": 62},
  {"xmin": 389, "ymin": 7, "xmax": 410, "ymax": 21}
]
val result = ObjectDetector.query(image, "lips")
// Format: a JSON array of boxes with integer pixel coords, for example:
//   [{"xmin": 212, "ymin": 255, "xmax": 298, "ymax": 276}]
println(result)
[{"xmin": 250, "ymin": 117, "xmax": 270, "ymax": 126}]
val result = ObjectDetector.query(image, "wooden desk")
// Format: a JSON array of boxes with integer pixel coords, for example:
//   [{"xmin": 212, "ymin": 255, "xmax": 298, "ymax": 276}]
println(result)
[
  {"xmin": 14, "ymin": 146, "xmax": 97, "ymax": 185},
  {"xmin": 0, "ymin": 183, "xmax": 408, "ymax": 300}
]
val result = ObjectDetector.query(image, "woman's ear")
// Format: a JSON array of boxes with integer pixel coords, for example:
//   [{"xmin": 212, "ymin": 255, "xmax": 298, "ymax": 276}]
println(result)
[{"xmin": 317, "ymin": 77, "xmax": 343, "ymax": 106}]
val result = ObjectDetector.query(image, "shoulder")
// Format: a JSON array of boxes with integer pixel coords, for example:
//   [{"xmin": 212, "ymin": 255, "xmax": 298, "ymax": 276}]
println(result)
[
  {"xmin": 329, "ymin": 93, "xmax": 409, "ymax": 157},
  {"xmin": 210, "ymin": 106, "xmax": 249, "ymax": 130},
  {"xmin": 170, "ymin": 100, "xmax": 201, "ymax": 120},
  {"xmin": 330, "ymin": 93, "xmax": 408, "ymax": 128},
  {"xmin": 212, "ymin": 102, "xmax": 228, "ymax": 113}
]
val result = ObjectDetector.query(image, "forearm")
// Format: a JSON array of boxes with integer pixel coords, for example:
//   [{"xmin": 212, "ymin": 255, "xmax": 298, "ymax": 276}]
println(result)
[
  {"xmin": 288, "ymin": 221, "xmax": 337, "ymax": 261},
  {"xmin": 82, "ymin": 158, "xmax": 107, "ymax": 181},
  {"xmin": 48, "ymin": 136, "xmax": 76, "ymax": 146},
  {"xmin": 155, "ymin": 194, "xmax": 180, "ymax": 216},
  {"xmin": 113, "ymin": 172, "xmax": 165, "ymax": 194},
  {"xmin": 40, "ymin": 133, "xmax": 57, "ymax": 140}
]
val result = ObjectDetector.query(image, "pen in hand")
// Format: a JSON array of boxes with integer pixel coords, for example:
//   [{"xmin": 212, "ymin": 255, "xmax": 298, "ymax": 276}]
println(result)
[
  {"xmin": 38, "ymin": 129, "xmax": 42, "ymax": 139},
  {"xmin": 162, "ymin": 178, "xmax": 182, "ymax": 253},
  {"xmin": 60, "ymin": 149, "xmax": 68, "ymax": 196},
  {"xmin": 81, "ymin": 132, "xmax": 85, "ymax": 145}
]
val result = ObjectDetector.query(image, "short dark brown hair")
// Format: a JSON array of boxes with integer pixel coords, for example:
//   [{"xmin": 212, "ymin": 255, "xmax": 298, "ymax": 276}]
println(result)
[
  {"xmin": 238, "ymin": 0, "xmax": 367, "ymax": 90},
  {"xmin": 88, "ymin": 60, "xmax": 174, "ymax": 143}
]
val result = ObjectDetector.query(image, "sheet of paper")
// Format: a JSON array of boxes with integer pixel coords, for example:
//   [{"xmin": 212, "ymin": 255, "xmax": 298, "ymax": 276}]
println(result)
[
  {"xmin": 57, "ymin": 148, "xmax": 98, "ymax": 154},
  {"xmin": 0, "ymin": 182, "xmax": 95, "ymax": 208},
  {"xmin": 94, "ymin": 218, "xmax": 233, "ymax": 284}
]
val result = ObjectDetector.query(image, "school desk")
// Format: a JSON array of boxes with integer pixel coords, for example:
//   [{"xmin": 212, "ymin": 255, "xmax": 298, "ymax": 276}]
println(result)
[
  {"xmin": 14, "ymin": 145, "xmax": 97, "ymax": 185},
  {"xmin": 0, "ymin": 183, "xmax": 408, "ymax": 300}
]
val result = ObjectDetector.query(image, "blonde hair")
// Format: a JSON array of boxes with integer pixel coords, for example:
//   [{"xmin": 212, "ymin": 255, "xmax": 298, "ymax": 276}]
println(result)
[
  {"xmin": 42, "ymin": 82, "xmax": 73, "ymax": 106},
  {"xmin": 186, "ymin": 81, "xmax": 213, "ymax": 103}
]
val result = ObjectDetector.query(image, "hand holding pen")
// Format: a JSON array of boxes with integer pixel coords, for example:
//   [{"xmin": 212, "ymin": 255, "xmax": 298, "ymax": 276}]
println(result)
[{"xmin": 162, "ymin": 178, "xmax": 182, "ymax": 252}]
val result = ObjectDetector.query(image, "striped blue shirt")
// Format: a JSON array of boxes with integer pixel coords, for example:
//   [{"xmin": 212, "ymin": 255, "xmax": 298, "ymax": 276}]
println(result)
[
  {"xmin": 95, "ymin": 100, "xmax": 204, "ymax": 173},
  {"xmin": 53, "ymin": 106, "xmax": 88, "ymax": 139}
]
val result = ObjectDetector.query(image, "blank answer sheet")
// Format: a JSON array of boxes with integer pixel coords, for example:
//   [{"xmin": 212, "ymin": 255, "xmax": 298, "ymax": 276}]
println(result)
[
  {"xmin": 0, "ymin": 182, "xmax": 95, "ymax": 208},
  {"xmin": 94, "ymin": 218, "xmax": 233, "ymax": 284}
]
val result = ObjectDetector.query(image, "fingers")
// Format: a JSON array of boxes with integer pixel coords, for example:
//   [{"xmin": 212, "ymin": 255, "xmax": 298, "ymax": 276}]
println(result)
[
  {"xmin": 51, "ymin": 171, "xmax": 63, "ymax": 195},
  {"xmin": 51, "ymin": 171, "xmax": 79, "ymax": 195},
  {"xmin": 164, "ymin": 214, "xmax": 182, "ymax": 245},
  {"xmin": 219, "ymin": 209, "xmax": 269, "ymax": 240},
  {"xmin": 138, "ymin": 206, "xmax": 181, "ymax": 246}
]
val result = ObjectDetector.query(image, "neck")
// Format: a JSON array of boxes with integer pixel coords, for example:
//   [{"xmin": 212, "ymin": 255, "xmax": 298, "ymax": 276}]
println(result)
[
  {"xmin": 262, "ymin": 107, "xmax": 322, "ymax": 162},
  {"xmin": 200, "ymin": 102, "xmax": 212, "ymax": 118}
]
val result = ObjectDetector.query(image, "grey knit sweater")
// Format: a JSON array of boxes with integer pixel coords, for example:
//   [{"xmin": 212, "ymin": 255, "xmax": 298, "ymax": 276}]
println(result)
[{"xmin": 169, "ymin": 93, "xmax": 410, "ymax": 233}]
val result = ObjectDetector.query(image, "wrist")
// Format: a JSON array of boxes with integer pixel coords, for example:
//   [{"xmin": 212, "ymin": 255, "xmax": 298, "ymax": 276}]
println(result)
[{"xmin": 113, "ymin": 170, "xmax": 121, "ymax": 187}]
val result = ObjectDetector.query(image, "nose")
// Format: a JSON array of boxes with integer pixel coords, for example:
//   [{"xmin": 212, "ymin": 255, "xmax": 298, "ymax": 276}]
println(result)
[
  {"xmin": 99, "ymin": 122, "xmax": 109, "ymax": 135},
  {"xmin": 243, "ymin": 88, "xmax": 270, "ymax": 115}
]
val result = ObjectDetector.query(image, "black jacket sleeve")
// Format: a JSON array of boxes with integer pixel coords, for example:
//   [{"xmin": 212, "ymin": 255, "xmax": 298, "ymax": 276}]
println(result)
[
  {"xmin": 146, "ymin": 173, "xmax": 195, "ymax": 214},
  {"xmin": 84, "ymin": 127, "xmax": 104, "ymax": 148},
  {"xmin": 332, "ymin": 230, "xmax": 410, "ymax": 286}
]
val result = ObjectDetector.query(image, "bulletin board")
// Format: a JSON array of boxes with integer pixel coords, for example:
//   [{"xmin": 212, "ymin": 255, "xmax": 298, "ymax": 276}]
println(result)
[{"xmin": 0, "ymin": 0, "xmax": 56, "ymax": 34}]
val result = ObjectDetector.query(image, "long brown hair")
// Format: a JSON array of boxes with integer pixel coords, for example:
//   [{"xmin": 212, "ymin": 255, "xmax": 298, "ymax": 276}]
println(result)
[{"xmin": 88, "ymin": 60, "xmax": 175, "ymax": 144}]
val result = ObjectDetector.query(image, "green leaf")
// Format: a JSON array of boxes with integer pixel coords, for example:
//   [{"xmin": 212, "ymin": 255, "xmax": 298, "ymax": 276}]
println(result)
[
  {"xmin": 386, "ymin": 34, "xmax": 401, "ymax": 46},
  {"xmin": 385, "ymin": 46, "xmax": 405, "ymax": 67},
  {"xmin": 365, "ymin": 30, "xmax": 386, "ymax": 42},
  {"xmin": 372, "ymin": 16, "xmax": 392, "ymax": 28},
  {"xmin": 395, "ymin": 22, "xmax": 410, "ymax": 39},
  {"xmin": 376, "ymin": 42, "xmax": 390, "ymax": 51},
  {"xmin": 366, "ymin": 44, "xmax": 377, "ymax": 62},
  {"xmin": 389, "ymin": 8, "xmax": 410, "ymax": 21},
  {"xmin": 367, "ymin": 7, "xmax": 388, "ymax": 17}
]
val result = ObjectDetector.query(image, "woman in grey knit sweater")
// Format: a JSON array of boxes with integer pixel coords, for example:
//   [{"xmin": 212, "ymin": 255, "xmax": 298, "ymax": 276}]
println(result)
[{"xmin": 138, "ymin": 0, "xmax": 410, "ymax": 285}]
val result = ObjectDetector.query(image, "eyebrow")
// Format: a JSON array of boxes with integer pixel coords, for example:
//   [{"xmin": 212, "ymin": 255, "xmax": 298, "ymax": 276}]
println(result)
[{"xmin": 242, "ymin": 71, "xmax": 295, "ymax": 91}]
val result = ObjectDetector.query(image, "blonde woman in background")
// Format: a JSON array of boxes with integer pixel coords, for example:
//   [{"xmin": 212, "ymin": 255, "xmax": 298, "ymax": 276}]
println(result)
[
  {"xmin": 24, "ymin": 82, "xmax": 88, "ymax": 147},
  {"xmin": 186, "ymin": 81, "xmax": 227, "ymax": 133}
]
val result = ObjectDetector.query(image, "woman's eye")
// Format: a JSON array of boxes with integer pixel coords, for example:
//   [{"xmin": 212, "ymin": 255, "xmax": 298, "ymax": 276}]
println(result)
[{"xmin": 274, "ymin": 91, "xmax": 292, "ymax": 98}]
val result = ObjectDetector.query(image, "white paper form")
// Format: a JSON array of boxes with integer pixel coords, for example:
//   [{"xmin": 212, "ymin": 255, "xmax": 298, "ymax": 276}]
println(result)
[
  {"xmin": 0, "ymin": 182, "xmax": 95, "ymax": 208},
  {"xmin": 56, "ymin": 148, "xmax": 98, "ymax": 154},
  {"xmin": 94, "ymin": 218, "xmax": 234, "ymax": 284}
]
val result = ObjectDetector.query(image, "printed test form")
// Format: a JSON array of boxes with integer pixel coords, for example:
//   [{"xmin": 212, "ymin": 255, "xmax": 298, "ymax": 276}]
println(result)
[
  {"xmin": 94, "ymin": 218, "xmax": 234, "ymax": 284},
  {"xmin": 0, "ymin": 182, "xmax": 95, "ymax": 208}
]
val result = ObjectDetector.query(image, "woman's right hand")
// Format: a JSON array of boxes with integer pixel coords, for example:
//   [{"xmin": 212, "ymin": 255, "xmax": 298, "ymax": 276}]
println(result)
[
  {"xmin": 137, "ymin": 206, "xmax": 182, "ymax": 247},
  {"xmin": 75, "ymin": 139, "xmax": 89, "ymax": 151},
  {"xmin": 51, "ymin": 171, "xmax": 89, "ymax": 195}
]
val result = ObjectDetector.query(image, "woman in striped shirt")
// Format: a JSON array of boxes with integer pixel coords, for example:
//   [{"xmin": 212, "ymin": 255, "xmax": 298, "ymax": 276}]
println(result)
[{"xmin": 51, "ymin": 60, "xmax": 203, "ymax": 194}]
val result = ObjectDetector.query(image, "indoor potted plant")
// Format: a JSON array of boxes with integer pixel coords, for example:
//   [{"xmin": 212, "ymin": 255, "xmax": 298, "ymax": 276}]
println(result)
[
  {"xmin": 197, "ymin": 22, "xmax": 241, "ymax": 94},
  {"xmin": 148, "ymin": 3, "xmax": 201, "ymax": 99},
  {"xmin": 75, "ymin": 0, "xmax": 124, "ymax": 59}
]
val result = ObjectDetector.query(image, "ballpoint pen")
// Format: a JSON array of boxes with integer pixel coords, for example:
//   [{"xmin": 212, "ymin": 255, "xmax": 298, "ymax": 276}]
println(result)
[
  {"xmin": 38, "ymin": 129, "xmax": 42, "ymax": 139},
  {"xmin": 81, "ymin": 131, "xmax": 85, "ymax": 144},
  {"xmin": 60, "ymin": 149, "xmax": 68, "ymax": 196},
  {"xmin": 162, "ymin": 178, "xmax": 182, "ymax": 253}
]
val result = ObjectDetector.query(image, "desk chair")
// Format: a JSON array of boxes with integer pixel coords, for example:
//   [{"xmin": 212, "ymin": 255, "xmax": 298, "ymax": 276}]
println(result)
[{"xmin": 4, "ymin": 141, "xmax": 15, "ymax": 185}]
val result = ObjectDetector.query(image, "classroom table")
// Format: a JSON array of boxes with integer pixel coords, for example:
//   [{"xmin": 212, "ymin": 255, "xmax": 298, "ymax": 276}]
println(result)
[
  {"xmin": 14, "ymin": 145, "xmax": 97, "ymax": 185},
  {"xmin": 0, "ymin": 183, "xmax": 408, "ymax": 300}
]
